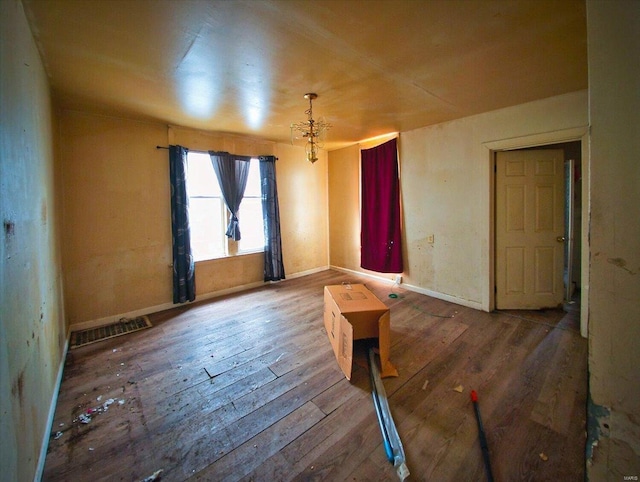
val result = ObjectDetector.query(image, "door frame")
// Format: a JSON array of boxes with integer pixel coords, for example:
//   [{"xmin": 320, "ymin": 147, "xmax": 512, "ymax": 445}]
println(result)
[{"xmin": 483, "ymin": 126, "xmax": 589, "ymax": 338}]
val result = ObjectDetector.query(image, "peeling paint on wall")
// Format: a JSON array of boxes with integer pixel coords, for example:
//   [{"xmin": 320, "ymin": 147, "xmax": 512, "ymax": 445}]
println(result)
[
  {"xmin": 586, "ymin": 394, "xmax": 611, "ymax": 466},
  {"xmin": 4, "ymin": 219, "xmax": 15, "ymax": 237}
]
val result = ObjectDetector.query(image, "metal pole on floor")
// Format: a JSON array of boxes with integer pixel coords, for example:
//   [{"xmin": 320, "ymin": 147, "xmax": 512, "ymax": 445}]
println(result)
[
  {"xmin": 368, "ymin": 347, "xmax": 410, "ymax": 481},
  {"xmin": 471, "ymin": 390, "xmax": 494, "ymax": 482}
]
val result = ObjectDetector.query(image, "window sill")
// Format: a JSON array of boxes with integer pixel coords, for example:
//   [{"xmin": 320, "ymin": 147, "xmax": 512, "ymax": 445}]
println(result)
[{"xmin": 194, "ymin": 249, "xmax": 264, "ymax": 265}]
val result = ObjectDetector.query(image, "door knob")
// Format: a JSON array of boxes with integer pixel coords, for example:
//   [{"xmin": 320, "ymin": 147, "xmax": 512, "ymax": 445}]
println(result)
[{"xmin": 557, "ymin": 236, "xmax": 566, "ymax": 242}]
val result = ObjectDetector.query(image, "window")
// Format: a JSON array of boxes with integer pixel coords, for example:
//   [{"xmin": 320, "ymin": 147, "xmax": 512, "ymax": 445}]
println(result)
[
  {"xmin": 186, "ymin": 152, "xmax": 264, "ymax": 261},
  {"xmin": 237, "ymin": 159, "xmax": 264, "ymax": 253}
]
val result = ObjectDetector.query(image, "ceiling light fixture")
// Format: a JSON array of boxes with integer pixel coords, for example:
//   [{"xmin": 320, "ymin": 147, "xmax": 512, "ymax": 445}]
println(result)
[{"xmin": 291, "ymin": 93, "xmax": 331, "ymax": 164}]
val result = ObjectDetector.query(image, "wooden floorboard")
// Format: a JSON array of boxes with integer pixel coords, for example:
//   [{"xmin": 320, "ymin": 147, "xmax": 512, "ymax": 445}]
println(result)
[{"xmin": 43, "ymin": 269, "xmax": 587, "ymax": 481}]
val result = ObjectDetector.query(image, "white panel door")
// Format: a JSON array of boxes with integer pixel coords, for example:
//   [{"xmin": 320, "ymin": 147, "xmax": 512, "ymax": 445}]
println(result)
[{"xmin": 496, "ymin": 149, "xmax": 565, "ymax": 309}]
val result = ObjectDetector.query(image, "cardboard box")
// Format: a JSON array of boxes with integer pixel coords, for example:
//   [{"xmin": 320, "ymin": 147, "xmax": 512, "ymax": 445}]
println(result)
[{"xmin": 324, "ymin": 284, "xmax": 398, "ymax": 380}]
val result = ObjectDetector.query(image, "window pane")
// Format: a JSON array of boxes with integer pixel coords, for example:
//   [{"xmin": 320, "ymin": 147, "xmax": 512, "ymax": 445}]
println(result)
[
  {"xmin": 243, "ymin": 159, "xmax": 262, "ymax": 197},
  {"xmin": 189, "ymin": 197, "xmax": 224, "ymax": 260},
  {"xmin": 187, "ymin": 152, "xmax": 221, "ymax": 197},
  {"xmin": 238, "ymin": 199, "xmax": 264, "ymax": 252}
]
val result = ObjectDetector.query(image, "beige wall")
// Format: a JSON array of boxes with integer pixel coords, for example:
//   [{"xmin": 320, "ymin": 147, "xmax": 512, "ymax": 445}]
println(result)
[
  {"xmin": 586, "ymin": 0, "xmax": 640, "ymax": 477},
  {"xmin": 0, "ymin": 1, "xmax": 66, "ymax": 480},
  {"xmin": 273, "ymin": 142, "xmax": 329, "ymax": 276},
  {"xmin": 60, "ymin": 111, "xmax": 172, "ymax": 325},
  {"xmin": 59, "ymin": 114, "xmax": 329, "ymax": 327},
  {"xmin": 329, "ymin": 91, "xmax": 588, "ymax": 311},
  {"xmin": 328, "ymin": 144, "xmax": 361, "ymax": 271}
]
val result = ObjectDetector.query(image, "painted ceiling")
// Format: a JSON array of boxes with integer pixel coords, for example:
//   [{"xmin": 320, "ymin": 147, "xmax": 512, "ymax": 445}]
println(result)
[{"xmin": 23, "ymin": 0, "xmax": 587, "ymax": 150}]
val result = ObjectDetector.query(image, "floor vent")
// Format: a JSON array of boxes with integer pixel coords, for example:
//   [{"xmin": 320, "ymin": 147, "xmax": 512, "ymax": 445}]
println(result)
[{"xmin": 70, "ymin": 316, "xmax": 152, "ymax": 349}]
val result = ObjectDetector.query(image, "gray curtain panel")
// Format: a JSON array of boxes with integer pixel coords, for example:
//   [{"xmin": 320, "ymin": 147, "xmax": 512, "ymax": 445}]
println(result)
[
  {"xmin": 209, "ymin": 151, "xmax": 251, "ymax": 241},
  {"xmin": 259, "ymin": 156, "xmax": 285, "ymax": 281},
  {"xmin": 169, "ymin": 145, "xmax": 196, "ymax": 303}
]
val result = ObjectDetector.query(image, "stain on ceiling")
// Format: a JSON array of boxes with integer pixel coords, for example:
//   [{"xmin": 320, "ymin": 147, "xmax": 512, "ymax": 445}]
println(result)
[{"xmin": 23, "ymin": 0, "xmax": 587, "ymax": 149}]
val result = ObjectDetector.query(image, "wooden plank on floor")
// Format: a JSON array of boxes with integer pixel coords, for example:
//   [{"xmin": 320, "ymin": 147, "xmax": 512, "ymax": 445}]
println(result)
[
  {"xmin": 194, "ymin": 401, "xmax": 326, "ymax": 481},
  {"xmin": 529, "ymin": 327, "xmax": 585, "ymax": 435}
]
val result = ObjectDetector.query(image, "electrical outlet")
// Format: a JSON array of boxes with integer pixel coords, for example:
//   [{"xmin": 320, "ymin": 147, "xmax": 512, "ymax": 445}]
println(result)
[{"xmin": 427, "ymin": 234, "xmax": 435, "ymax": 244}]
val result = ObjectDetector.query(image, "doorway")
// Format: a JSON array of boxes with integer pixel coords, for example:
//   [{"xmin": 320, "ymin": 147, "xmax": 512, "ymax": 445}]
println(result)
[{"xmin": 494, "ymin": 141, "xmax": 582, "ymax": 310}]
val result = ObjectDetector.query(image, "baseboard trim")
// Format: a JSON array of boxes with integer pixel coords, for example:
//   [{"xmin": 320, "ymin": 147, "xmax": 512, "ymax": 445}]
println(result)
[
  {"xmin": 330, "ymin": 265, "xmax": 485, "ymax": 311},
  {"xmin": 284, "ymin": 265, "xmax": 330, "ymax": 280},
  {"xmin": 69, "ymin": 266, "xmax": 332, "ymax": 332},
  {"xmin": 329, "ymin": 265, "xmax": 397, "ymax": 284},
  {"xmin": 400, "ymin": 283, "xmax": 484, "ymax": 311},
  {"xmin": 34, "ymin": 334, "xmax": 69, "ymax": 482}
]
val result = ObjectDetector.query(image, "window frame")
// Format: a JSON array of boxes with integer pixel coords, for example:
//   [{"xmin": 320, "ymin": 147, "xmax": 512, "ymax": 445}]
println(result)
[{"xmin": 185, "ymin": 151, "xmax": 264, "ymax": 262}]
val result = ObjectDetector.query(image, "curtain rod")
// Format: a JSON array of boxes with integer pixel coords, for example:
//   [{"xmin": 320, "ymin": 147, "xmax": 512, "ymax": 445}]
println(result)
[
  {"xmin": 156, "ymin": 145, "xmax": 207, "ymax": 155},
  {"xmin": 156, "ymin": 145, "xmax": 277, "ymax": 160}
]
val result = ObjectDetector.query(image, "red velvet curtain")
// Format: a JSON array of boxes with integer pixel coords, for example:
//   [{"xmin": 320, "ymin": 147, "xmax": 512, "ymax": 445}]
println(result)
[{"xmin": 360, "ymin": 138, "xmax": 403, "ymax": 273}]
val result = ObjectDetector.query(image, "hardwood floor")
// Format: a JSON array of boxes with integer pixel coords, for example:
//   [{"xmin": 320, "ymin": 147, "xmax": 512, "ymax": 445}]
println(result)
[{"xmin": 43, "ymin": 270, "xmax": 587, "ymax": 481}]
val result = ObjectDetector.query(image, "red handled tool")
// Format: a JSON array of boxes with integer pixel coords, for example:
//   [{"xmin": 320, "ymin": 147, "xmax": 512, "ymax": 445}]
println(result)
[{"xmin": 471, "ymin": 390, "xmax": 494, "ymax": 482}]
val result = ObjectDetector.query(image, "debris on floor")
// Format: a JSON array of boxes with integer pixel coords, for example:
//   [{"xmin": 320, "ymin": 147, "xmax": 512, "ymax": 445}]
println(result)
[
  {"xmin": 78, "ymin": 413, "xmax": 91, "ymax": 424},
  {"xmin": 72, "ymin": 397, "xmax": 126, "ymax": 425},
  {"xmin": 140, "ymin": 469, "xmax": 163, "ymax": 481}
]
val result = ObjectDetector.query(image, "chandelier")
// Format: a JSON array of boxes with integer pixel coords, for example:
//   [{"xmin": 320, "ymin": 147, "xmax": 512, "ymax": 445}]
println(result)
[{"xmin": 291, "ymin": 93, "xmax": 331, "ymax": 163}]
